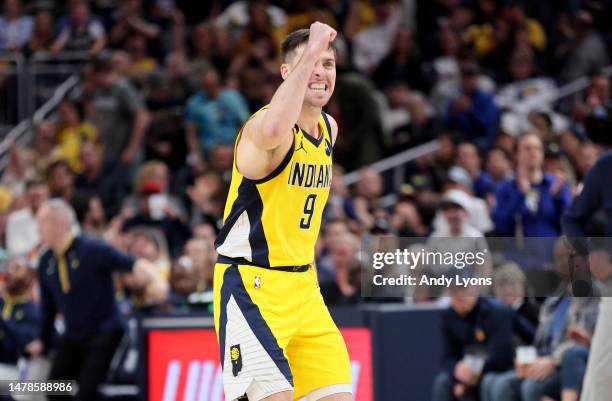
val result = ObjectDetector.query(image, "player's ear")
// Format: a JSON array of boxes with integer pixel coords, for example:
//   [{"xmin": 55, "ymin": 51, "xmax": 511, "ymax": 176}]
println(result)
[{"xmin": 280, "ymin": 63, "xmax": 290, "ymax": 80}]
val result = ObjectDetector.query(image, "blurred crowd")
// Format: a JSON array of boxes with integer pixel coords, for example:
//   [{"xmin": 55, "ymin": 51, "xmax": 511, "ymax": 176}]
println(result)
[{"xmin": 0, "ymin": 0, "xmax": 612, "ymax": 399}]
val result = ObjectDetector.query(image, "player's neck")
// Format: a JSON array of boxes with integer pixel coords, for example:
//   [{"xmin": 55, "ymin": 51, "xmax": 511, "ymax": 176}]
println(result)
[{"xmin": 297, "ymin": 105, "xmax": 322, "ymax": 139}]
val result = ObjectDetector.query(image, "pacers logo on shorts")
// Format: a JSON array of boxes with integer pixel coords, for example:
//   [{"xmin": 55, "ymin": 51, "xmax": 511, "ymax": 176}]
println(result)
[{"xmin": 230, "ymin": 344, "xmax": 242, "ymax": 376}]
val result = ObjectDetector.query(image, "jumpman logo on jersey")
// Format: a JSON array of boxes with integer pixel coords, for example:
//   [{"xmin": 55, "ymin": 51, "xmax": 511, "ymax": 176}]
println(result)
[{"xmin": 295, "ymin": 137, "xmax": 308, "ymax": 154}]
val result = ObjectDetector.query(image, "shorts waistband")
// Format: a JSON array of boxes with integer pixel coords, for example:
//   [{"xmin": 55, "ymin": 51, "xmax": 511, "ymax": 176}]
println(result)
[{"xmin": 217, "ymin": 255, "xmax": 311, "ymax": 272}]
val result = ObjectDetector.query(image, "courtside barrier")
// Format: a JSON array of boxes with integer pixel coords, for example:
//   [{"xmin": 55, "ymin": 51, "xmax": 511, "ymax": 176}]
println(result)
[{"xmin": 138, "ymin": 304, "xmax": 445, "ymax": 401}]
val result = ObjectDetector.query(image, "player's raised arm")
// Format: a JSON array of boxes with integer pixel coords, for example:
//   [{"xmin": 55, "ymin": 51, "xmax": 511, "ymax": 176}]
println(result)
[{"xmin": 248, "ymin": 22, "xmax": 336, "ymax": 151}]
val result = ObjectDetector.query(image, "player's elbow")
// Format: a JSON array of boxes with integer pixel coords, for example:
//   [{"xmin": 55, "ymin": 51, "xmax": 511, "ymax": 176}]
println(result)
[
  {"xmin": 254, "ymin": 133, "xmax": 285, "ymax": 150},
  {"xmin": 261, "ymin": 120, "xmax": 284, "ymax": 139}
]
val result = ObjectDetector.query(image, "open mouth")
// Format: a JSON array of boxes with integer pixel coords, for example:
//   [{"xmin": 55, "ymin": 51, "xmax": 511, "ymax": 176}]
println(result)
[{"xmin": 308, "ymin": 82, "xmax": 328, "ymax": 92}]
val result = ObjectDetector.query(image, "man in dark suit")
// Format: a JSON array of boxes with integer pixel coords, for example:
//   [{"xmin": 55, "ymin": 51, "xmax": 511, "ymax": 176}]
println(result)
[
  {"xmin": 25, "ymin": 199, "xmax": 167, "ymax": 401},
  {"xmin": 432, "ymin": 284, "xmax": 516, "ymax": 401}
]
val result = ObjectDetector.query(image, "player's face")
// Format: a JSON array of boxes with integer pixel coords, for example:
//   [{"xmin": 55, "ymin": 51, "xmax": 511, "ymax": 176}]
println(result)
[{"xmin": 285, "ymin": 45, "xmax": 336, "ymax": 108}]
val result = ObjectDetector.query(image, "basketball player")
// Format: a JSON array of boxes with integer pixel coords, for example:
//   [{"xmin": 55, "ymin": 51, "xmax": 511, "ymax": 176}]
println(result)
[{"xmin": 213, "ymin": 22, "xmax": 353, "ymax": 401}]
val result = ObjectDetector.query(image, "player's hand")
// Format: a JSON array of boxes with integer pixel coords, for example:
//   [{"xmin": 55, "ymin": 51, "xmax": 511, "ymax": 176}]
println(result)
[{"xmin": 305, "ymin": 22, "xmax": 336, "ymax": 58}]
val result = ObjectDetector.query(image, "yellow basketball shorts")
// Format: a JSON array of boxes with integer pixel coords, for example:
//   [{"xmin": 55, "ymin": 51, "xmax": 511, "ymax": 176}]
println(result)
[{"xmin": 213, "ymin": 262, "xmax": 352, "ymax": 401}]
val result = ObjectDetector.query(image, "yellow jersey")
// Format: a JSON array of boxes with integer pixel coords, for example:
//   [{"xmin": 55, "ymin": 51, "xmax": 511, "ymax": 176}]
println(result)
[{"xmin": 215, "ymin": 107, "xmax": 333, "ymax": 267}]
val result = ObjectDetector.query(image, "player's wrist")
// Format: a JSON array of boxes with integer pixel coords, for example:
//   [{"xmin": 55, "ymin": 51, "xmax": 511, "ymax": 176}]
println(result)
[{"xmin": 300, "ymin": 47, "xmax": 322, "ymax": 65}]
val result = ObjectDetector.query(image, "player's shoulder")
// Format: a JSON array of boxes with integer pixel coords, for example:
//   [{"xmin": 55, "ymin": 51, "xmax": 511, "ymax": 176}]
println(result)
[
  {"xmin": 322, "ymin": 112, "xmax": 338, "ymax": 144},
  {"xmin": 322, "ymin": 111, "xmax": 337, "ymax": 129},
  {"xmin": 241, "ymin": 105, "xmax": 278, "ymax": 144},
  {"xmin": 242, "ymin": 105, "xmax": 270, "ymax": 127}
]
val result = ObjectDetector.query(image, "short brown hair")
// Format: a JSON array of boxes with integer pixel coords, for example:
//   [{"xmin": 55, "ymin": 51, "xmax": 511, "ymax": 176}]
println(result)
[{"xmin": 280, "ymin": 28, "xmax": 336, "ymax": 62}]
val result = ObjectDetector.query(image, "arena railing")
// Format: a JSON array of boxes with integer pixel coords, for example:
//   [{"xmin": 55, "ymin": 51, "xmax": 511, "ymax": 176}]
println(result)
[
  {"xmin": 0, "ymin": 73, "xmax": 80, "ymax": 171},
  {"xmin": 547, "ymin": 64, "xmax": 612, "ymax": 105},
  {"xmin": 343, "ymin": 140, "xmax": 440, "ymax": 208},
  {"xmin": 26, "ymin": 51, "xmax": 92, "ymax": 117},
  {"xmin": 504, "ymin": 64, "xmax": 612, "ymax": 115},
  {"xmin": 0, "ymin": 51, "xmax": 91, "ymax": 129},
  {"xmin": 0, "ymin": 50, "xmax": 92, "ymax": 172}
]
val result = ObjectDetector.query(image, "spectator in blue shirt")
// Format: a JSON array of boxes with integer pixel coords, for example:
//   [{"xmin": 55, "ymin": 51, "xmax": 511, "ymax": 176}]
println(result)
[
  {"xmin": 26, "ymin": 199, "xmax": 167, "ymax": 401},
  {"xmin": 185, "ymin": 68, "xmax": 250, "ymax": 170},
  {"xmin": 456, "ymin": 141, "xmax": 494, "ymax": 199},
  {"xmin": 492, "ymin": 133, "xmax": 570, "ymax": 269},
  {"xmin": 485, "ymin": 147, "xmax": 514, "ymax": 193},
  {"xmin": 493, "ymin": 133, "xmax": 571, "ymax": 238},
  {"xmin": 445, "ymin": 62, "xmax": 499, "ymax": 149},
  {"xmin": 0, "ymin": 257, "xmax": 39, "ymax": 367}
]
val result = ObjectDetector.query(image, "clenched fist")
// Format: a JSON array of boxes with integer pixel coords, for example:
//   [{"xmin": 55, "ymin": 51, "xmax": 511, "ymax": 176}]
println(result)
[{"xmin": 305, "ymin": 22, "xmax": 337, "ymax": 58}]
